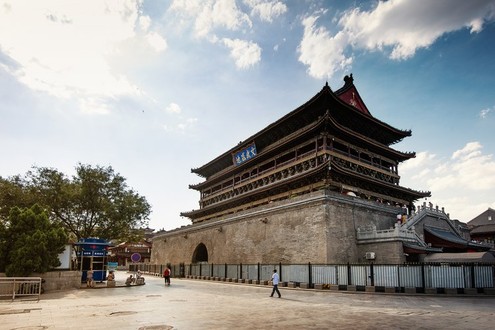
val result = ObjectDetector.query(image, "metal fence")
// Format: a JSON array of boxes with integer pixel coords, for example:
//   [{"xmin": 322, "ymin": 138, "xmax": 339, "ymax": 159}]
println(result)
[
  {"xmin": 130, "ymin": 262, "xmax": 495, "ymax": 291},
  {"xmin": 0, "ymin": 277, "xmax": 42, "ymax": 301}
]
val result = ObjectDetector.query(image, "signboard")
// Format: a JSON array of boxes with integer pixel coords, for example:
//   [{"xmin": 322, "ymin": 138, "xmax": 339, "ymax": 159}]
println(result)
[
  {"xmin": 233, "ymin": 143, "xmax": 257, "ymax": 166},
  {"xmin": 107, "ymin": 262, "xmax": 118, "ymax": 271},
  {"xmin": 56, "ymin": 244, "xmax": 72, "ymax": 269},
  {"xmin": 76, "ymin": 250, "xmax": 108, "ymax": 257},
  {"xmin": 131, "ymin": 253, "xmax": 141, "ymax": 262}
]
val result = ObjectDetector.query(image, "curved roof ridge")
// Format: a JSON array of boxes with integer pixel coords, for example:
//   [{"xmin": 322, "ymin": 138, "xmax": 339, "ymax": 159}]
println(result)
[
  {"xmin": 335, "ymin": 74, "xmax": 371, "ymax": 116},
  {"xmin": 330, "ymin": 158, "xmax": 431, "ymax": 199},
  {"xmin": 192, "ymin": 76, "xmax": 414, "ymax": 177},
  {"xmin": 324, "ymin": 112, "xmax": 415, "ymax": 162}
]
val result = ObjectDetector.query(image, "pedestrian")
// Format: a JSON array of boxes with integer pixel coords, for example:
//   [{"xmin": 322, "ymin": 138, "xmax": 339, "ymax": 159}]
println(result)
[
  {"xmin": 270, "ymin": 269, "xmax": 281, "ymax": 298},
  {"xmin": 163, "ymin": 266, "xmax": 171, "ymax": 286},
  {"xmin": 125, "ymin": 274, "xmax": 134, "ymax": 286},
  {"xmin": 107, "ymin": 270, "xmax": 115, "ymax": 281},
  {"xmin": 86, "ymin": 268, "xmax": 95, "ymax": 288}
]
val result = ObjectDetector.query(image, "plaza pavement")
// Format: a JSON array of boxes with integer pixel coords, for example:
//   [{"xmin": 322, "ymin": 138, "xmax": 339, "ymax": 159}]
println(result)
[{"xmin": 1, "ymin": 270, "xmax": 495, "ymax": 330}]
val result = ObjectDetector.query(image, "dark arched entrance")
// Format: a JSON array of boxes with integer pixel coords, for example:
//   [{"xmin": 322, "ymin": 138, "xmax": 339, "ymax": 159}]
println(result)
[{"xmin": 192, "ymin": 243, "xmax": 208, "ymax": 263}]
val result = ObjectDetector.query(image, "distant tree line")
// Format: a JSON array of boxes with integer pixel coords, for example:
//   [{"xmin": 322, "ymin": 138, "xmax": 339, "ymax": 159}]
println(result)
[{"xmin": 0, "ymin": 163, "xmax": 151, "ymax": 276}]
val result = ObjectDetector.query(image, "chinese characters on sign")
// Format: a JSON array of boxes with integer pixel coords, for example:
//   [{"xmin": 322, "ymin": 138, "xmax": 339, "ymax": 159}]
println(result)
[
  {"xmin": 233, "ymin": 143, "xmax": 257, "ymax": 166},
  {"xmin": 77, "ymin": 250, "xmax": 107, "ymax": 257}
]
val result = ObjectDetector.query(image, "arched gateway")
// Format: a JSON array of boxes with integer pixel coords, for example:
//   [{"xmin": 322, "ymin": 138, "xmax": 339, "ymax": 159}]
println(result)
[{"xmin": 192, "ymin": 243, "xmax": 208, "ymax": 263}]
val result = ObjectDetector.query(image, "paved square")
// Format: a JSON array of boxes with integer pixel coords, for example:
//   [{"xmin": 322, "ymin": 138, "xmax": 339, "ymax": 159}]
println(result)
[{"xmin": 1, "ymin": 271, "xmax": 494, "ymax": 329}]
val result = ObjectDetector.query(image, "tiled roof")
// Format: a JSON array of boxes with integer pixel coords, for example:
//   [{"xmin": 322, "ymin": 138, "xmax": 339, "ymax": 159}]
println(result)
[
  {"xmin": 467, "ymin": 208, "xmax": 495, "ymax": 226},
  {"xmin": 425, "ymin": 226, "xmax": 490, "ymax": 250},
  {"xmin": 424, "ymin": 252, "xmax": 495, "ymax": 263},
  {"xmin": 470, "ymin": 224, "xmax": 495, "ymax": 234}
]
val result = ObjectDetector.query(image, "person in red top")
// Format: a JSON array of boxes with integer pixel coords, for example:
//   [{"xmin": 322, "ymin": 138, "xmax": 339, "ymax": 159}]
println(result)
[{"xmin": 163, "ymin": 266, "xmax": 171, "ymax": 286}]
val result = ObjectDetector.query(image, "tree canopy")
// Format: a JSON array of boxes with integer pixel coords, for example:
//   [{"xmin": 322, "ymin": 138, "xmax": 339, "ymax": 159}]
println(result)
[
  {"xmin": 0, "ymin": 164, "xmax": 151, "ymax": 242},
  {"xmin": 0, "ymin": 204, "xmax": 67, "ymax": 276}
]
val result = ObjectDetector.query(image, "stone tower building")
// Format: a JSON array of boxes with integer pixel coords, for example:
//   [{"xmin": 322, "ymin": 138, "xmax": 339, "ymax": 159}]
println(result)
[{"xmin": 151, "ymin": 75, "xmax": 434, "ymax": 266}]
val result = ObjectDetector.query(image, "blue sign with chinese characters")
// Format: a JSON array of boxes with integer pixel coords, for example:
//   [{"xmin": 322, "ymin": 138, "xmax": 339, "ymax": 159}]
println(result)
[
  {"xmin": 233, "ymin": 143, "xmax": 257, "ymax": 166},
  {"xmin": 76, "ymin": 250, "xmax": 107, "ymax": 257}
]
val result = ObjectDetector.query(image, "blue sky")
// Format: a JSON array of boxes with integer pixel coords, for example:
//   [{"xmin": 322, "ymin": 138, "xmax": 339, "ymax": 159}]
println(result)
[{"xmin": 1, "ymin": 0, "xmax": 494, "ymax": 231}]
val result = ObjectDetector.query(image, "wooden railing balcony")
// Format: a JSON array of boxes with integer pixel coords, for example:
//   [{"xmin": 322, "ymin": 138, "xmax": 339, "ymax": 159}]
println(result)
[
  {"xmin": 199, "ymin": 153, "xmax": 325, "ymax": 208},
  {"xmin": 330, "ymin": 153, "xmax": 399, "ymax": 185},
  {"xmin": 198, "ymin": 149, "xmax": 403, "ymax": 209}
]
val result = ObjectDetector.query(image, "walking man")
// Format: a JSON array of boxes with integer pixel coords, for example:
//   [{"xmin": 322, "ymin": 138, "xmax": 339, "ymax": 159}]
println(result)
[
  {"xmin": 270, "ymin": 269, "xmax": 281, "ymax": 298},
  {"xmin": 163, "ymin": 266, "xmax": 171, "ymax": 286}
]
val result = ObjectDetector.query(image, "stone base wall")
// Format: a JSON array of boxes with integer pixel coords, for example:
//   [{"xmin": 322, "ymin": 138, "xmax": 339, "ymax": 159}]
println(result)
[
  {"xmin": 357, "ymin": 241, "xmax": 405, "ymax": 264},
  {"xmin": 1, "ymin": 270, "xmax": 82, "ymax": 292},
  {"xmin": 152, "ymin": 189, "xmax": 399, "ymax": 265},
  {"xmin": 33, "ymin": 270, "xmax": 82, "ymax": 292}
]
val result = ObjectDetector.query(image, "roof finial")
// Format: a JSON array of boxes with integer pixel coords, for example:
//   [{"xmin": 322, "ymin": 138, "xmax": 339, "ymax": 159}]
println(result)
[{"xmin": 343, "ymin": 73, "xmax": 354, "ymax": 86}]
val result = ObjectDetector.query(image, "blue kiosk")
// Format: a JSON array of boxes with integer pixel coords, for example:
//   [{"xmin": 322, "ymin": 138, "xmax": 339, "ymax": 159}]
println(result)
[{"xmin": 75, "ymin": 238, "xmax": 112, "ymax": 282}]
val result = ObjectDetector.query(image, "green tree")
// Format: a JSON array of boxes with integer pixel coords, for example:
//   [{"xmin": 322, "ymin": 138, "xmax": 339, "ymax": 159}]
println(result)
[
  {"xmin": 0, "ymin": 164, "xmax": 151, "ymax": 242},
  {"xmin": 0, "ymin": 204, "xmax": 67, "ymax": 276},
  {"xmin": 27, "ymin": 164, "xmax": 151, "ymax": 241},
  {"xmin": 0, "ymin": 176, "xmax": 37, "ymax": 221},
  {"xmin": 0, "ymin": 217, "xmax": 7, "ymax": 272},
  {"xmin": 0, "ymin": 177, "xmax": 39, "ymax": 273}
]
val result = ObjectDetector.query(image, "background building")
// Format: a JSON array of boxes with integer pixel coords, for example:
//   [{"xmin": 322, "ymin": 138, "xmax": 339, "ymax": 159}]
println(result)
[
  {"xmin": 109, "ymin": 241, "xmax": 152, "ymax": 267},
  {"xmin": 152, "ymin": 76, "xmax": 489, "ymax": 266},
  {"xmin": 468, "ymin": 208, "xmax": 495, "ymax": 249}
]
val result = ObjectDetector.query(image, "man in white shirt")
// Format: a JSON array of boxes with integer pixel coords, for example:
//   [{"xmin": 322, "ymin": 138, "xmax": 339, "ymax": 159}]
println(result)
[{"xmin": 270, "ymin": 269, "xmax": 281, "ymax": 298}]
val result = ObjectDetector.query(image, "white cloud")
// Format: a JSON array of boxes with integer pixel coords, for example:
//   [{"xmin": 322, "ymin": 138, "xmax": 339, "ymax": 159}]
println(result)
[
  {"xmin": 244, "ymin": 0, "xmax": 287, "ymax": 23},
  {"xmin": 452, "ymin": 141, "xmax": 482, "ymax": 160},
  {"xmin": 298, "ymin": 0, "xmax": 495, "ymax": 78},
  {"xmin": 479, "ymin": 106, "xmax": 493, "ymax": 119},
  {"xmin": 139, "ymin": 15, "xmax": 152, "ymax": 31},
  {"xmin": 177, "ymin": 117, "xmax": 198, "ymax": 130},
  {"xmin": 169, "ymin": 0, "xmax": 262, "ymax": 68},
  {"xmin": 146, "ymin": 31, "xmax": 168, "ymax": 52},
  {"xmin": 79, "ymin": 97, "xmax": 111, "ymax": 115},
  {"xmin": 0, "ymin": 0, "xmax": 166, "ymax": 113},
  {"xmin": 165, "ymin": 102, "xmax": 182, "ymax": 114},
  {"xmin": 399, "ymin": 151, "xmax": 435, "ymax": 181},
  {"xmin": 170, "ymin": 0, "xmax": 252, "ymax": 39},
  {"xmin": 163, "ymin": 117, "xmax": 198, "ymax": 132},
  {"xmin": 298, "ymin": 15, "xmax": 353, "ymax": 79},
  {"xmin": 138, "ymin": 14, "xmax": 167, "ymax": 52},
  {"xmin": 340, "ymin": 0, "xmax": 495, "ymax": 60},
  {"xmin": 222, "ymin": 38, "xmax": 262, "ymax": 69},
  {"xmin": 400, "ymin": 142, "xmax": 495, "ymax": 221},
  {"xmin": 162, "ymin": 102, "xmax": 198, "ymax": 132}
]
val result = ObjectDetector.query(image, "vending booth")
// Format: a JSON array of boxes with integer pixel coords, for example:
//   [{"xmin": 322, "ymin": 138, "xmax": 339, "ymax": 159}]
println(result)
[{"xmin": 75, "ymin": 238, "xmax": 112, "ymax": 282}]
